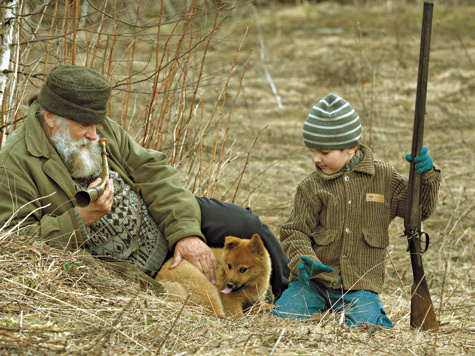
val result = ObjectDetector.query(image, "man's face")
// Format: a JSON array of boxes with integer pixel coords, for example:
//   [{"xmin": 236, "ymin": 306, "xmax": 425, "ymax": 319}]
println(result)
[
  {"xmin": 48, "ymin": 116, "xmax": 102, "ymax": 180},
  {"xmin": 48, "ymin": 116, "xmax": 98, "ymax": 142}
]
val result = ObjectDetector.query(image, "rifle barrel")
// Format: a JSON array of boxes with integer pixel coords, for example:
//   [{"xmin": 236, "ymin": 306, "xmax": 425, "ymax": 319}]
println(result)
[
  {"xmin": 405, "ymin": 1, "xmax": 433, "ymax": 233},
  {"xmin": 404, "ymin": 1, "xmax": 438, "ymax": 331}
]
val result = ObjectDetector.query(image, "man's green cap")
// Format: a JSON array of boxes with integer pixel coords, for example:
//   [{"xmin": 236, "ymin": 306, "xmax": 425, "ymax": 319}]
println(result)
[{"xmin": 37, "ymin": 64, "xmax": 112, "ymax": 124}]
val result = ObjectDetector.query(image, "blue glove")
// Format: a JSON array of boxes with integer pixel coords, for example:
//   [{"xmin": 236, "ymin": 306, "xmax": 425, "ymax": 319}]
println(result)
[
  {"xmin": 405, "ymin": 146, "xmax": 433, "ymax": 173},
  {"xmin": 297, "ymin": 256, "xmax": 333, "ymax": 286}
]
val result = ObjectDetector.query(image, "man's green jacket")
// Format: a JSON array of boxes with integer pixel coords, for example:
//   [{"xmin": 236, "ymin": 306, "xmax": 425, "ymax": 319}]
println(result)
[{"xmin": 0, "ymin": 102, "xmax": 205, "ymax": 293}]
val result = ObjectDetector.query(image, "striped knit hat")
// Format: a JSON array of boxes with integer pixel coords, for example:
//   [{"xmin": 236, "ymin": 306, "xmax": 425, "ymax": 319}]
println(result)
[{"xmin": 303, "ymin": 93, "xmax": 362, "ymax": 150}]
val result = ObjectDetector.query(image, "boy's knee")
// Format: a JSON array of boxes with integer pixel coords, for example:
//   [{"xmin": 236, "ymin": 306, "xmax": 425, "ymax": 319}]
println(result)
[
  {"xmin": 343, "ymin": 294, "xmax": 393, "ymax": 329},
  {"xmin": 272, "ymin": 294, "xmax": 313, "ymax": 321},
  {"xmin": 271, "ymin": 279, "xmax": 320, "ymax": 320}
]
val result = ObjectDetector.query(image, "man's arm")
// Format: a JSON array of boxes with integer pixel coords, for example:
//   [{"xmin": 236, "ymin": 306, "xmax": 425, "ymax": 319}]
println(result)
[
  {"xmin": 100, "ymin": 119, "xmax": 205, "ymax": 247},
  {"xmin": 98, "ymin": 120, "xmax": 220, "ymax": 282}
]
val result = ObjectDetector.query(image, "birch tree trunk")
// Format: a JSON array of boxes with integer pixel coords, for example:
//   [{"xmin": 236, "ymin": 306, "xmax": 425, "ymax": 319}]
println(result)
[{"xmin": 0, "ymin": 0, "xmax": 18, "ymax": 147}]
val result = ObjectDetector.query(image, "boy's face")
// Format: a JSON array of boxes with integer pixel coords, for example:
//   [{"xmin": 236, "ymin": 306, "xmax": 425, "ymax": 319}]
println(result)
[{"xmin": 309, "ymin": 146, "xmax": 358, "ymax": 175}]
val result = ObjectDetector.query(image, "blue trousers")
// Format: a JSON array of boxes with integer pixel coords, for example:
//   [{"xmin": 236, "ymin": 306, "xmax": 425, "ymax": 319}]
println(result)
[{"xmin": 272, "ymin": 277, "xmax": 393, "ymax": 328}]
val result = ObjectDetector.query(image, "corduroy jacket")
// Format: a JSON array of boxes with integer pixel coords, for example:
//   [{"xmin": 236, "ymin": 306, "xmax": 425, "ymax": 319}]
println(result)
[
  {"xmin": 280, "ymin": 144, "xmax": 441, "ymax": 294},
  {"xmin": 0, "ymin": 102, "xmax": 204, "ymax": 266}
]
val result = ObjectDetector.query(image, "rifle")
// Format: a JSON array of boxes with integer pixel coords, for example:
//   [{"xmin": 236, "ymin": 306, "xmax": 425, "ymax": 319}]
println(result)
[{"xmin": 404, "ymin": 1, "xmax": 438, "ymax": 331}]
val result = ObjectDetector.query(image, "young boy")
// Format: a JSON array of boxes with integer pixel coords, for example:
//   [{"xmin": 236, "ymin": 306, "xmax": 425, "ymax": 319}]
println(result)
[{"xmin": 272, "ymin": 93, "xmax": 441, "ymax": 328}]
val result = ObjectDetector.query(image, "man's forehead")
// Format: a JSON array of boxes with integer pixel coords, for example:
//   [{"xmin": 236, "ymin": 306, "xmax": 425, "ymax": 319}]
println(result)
[{"xmin": 57, "ymin": 116, "xmax": 95, "ymax": 128}]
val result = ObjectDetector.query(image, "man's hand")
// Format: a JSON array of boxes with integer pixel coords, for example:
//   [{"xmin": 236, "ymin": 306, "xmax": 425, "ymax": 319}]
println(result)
[
  {"xmin": 170, "ymin": 236, "xmax": 218, "ymax": 285},
  {"xmin": 297, "ymin": 256, "xmax": 333, "ymax": 286},
  {"xmin": 76, "ymin": 178, "xmax": 114, "ymax": 226}
]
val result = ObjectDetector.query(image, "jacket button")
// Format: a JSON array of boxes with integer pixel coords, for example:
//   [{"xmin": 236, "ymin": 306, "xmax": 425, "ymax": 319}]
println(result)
[
  {"xmin": 342, "ymin": 256, "xmax": 347, "ymax": 261},
  {"xmin": 345, "ymin": 227, "xmax": 351, "ymax": 233},
  {"xmin": 345, "ymin": 176, "xmax": 350, "ymax": 181},
  {"xmin": 348, "ymin": 200, "xmax": 352, "ymax": 205}
]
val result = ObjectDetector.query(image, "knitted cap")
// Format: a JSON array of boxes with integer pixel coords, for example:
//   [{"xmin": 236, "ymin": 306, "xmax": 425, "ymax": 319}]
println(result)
[
  {"xmin": 37, "ymin": 64, "xmax": 112, "ymax": 124},
  {"xmin": 303, "ymin": 93, "xmax": 362, "ymax": 150}
]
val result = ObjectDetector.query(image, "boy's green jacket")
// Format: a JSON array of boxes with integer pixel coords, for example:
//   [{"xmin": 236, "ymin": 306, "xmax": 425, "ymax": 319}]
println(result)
[
  {"xmin": 281, "ymin": 144, "xmax": 441, "ymax": 294},
  {"xmin": 0, "ymin": 102, "xmax": 205, "ymax": 294}
]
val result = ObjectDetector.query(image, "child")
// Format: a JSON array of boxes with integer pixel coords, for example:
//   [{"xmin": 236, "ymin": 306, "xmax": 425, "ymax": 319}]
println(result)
[{"xmin": 272, "ymin": 93, "xmax": 441, "ymax": 328}]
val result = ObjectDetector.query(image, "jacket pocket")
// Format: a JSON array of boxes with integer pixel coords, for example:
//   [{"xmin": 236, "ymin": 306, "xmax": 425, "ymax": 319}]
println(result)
[
  {"xmin": 312, "ymin": 227, "xmax": 338, "ymax": 246},
  {"xmin": 362, "ymin": 228, "xmax": 389, "ymax": 249}
]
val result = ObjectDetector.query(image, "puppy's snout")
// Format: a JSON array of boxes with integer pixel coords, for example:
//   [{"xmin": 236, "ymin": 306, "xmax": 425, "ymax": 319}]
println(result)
[{"xmin": 226, "ymin": 282, "xmax": 234, "ymax": 289}]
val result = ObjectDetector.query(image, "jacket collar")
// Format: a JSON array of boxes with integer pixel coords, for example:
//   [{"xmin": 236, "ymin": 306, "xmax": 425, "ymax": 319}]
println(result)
[
  {"xmin": 353, "ymin": 144, "xmax": 376, "ymax": 175},
  {"xmin": 315, "ymin": 143, "xmax": 376, "ymax": 181},
  {"xmin": 24, "ymin": 102, "xmax": 77, "ymax": 200},
  {"xmin": 25, "ymin": 102, "xmax": 55, "ymax": 159}
]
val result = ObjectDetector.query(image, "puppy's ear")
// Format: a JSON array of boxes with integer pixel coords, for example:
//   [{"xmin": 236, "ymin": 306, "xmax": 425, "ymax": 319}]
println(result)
[
  {"xmin": 224, "ymin": 236, "xmax": 240, "ymax": 251},
  {"xmin": 248, "ymin": 234, "xmax": 265, "ymax": 255}
]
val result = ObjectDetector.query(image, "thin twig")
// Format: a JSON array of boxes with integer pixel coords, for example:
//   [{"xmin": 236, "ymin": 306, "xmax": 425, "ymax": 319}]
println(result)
[
  {"xmin": 156, "ymin": 295, "xmax": 190, "ymax": 353},
  {"xmin": 269, "ymin": 327, "xmax": 285, "ymax": 356},
  {"xmin": 441, "ymin": 261, "xmax": 475, "ymax": 310},
  {"xmin": 437, "ymin": 258, "xmax": 448, "ymax": 321},
  {"xmin": 251, "ymin": 5, "xmax": 283, "ymax": 110},
  {"xmin": 232, "ymin": 125, "xmax": 268, "ymax": 204}
]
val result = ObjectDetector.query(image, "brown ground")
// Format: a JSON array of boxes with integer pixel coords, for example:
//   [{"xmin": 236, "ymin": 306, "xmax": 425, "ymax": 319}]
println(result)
[
  {"xmin": 214, "ymin": 3, "xmax": 474, "ymax": 235},
  {"xmin": 189, "ymin": 1, "xmax": 475, "ymax": 352},
  {"xmin": 1, "ymin": 2, "xmax": 473, "ymax": 355}
]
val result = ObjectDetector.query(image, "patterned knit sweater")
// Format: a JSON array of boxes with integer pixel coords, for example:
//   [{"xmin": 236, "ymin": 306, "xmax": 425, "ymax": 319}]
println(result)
[{"xmin": 280, "ymin": 144, "xmax": 441, "ymax": 294}]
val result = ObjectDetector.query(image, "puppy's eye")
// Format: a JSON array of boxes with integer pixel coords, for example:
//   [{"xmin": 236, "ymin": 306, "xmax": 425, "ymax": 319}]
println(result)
[
  {"xmin": 239, "ymin": 267, "xmax": 248, "ymax": 273},
  {"xmin": 227, "ymin": 264, "xmax": 232, "ymax": 270}
]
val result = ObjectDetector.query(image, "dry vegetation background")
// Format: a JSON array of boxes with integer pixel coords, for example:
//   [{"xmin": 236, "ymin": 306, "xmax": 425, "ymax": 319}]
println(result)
[{"xmin": 1, "ymin": 0, "xmax": 474, "ymax": 355}]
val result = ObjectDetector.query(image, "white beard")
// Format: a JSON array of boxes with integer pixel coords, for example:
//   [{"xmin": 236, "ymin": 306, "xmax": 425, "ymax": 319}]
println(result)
[{"xmin": 49, "ymin": 120, "xmax": 102, "ymax": 179}]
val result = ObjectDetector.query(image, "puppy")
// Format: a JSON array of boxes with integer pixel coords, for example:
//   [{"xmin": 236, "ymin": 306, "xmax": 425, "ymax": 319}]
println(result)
[{"xmin": 155, "ymin": 234, "xmax": 272, "ymax": 318}]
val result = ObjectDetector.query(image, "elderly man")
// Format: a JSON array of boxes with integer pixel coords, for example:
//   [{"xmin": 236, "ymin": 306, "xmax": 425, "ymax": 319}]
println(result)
[{"xmin": 0, "ymin": 64, "xmax": 289, "ymax": 297}]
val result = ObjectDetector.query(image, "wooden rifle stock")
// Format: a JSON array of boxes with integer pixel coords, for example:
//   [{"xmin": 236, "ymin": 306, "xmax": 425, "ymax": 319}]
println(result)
[{"xmin": 404, "ymin": 1, "xmax": 438, "ymax": 331}]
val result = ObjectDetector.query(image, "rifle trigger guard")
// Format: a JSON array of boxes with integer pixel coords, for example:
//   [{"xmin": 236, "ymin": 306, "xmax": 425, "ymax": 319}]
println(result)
[
  {"xmin": 420, "ymin": 231, "xmax": 430, "ymax": 254},
  {"xmin": 404, "ymin": 231, "xmax": 430, "ymax": 253}
]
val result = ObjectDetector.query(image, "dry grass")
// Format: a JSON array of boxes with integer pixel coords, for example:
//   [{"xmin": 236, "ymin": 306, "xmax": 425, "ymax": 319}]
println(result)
[
  {"xmin": 0, "ymin": 233, "xmax": 473, "ymax": 355},
  {"xmin": 0, "ymin": 1, "xmax": 474, "ymax": 355}
]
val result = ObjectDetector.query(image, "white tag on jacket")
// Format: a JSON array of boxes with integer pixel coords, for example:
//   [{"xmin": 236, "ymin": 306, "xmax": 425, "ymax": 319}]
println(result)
[{"xmin": 366, "ymin": 193, "xmax": 384, "ymax": 203}]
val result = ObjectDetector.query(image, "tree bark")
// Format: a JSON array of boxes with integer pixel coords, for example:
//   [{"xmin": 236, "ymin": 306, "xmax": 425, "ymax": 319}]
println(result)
[{"xmin": 0, "ymin": 0, "xmax": 18, "ymax": 147}]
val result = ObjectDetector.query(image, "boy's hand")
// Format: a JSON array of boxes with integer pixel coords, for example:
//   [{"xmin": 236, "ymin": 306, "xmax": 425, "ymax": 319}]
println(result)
[
  {"xmin": 405, "ymin": 146, "xmax": 433, "ymax": 173},
  {"xmin": 297, "ymin": 256, "xmax": 333, "ymax": 286}
]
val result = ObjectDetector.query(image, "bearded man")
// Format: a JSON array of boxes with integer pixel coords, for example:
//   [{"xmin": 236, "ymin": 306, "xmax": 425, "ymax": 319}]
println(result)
[{"xmin": 0, "ymin": 64, "xmax": 289, "ymax": 297}]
